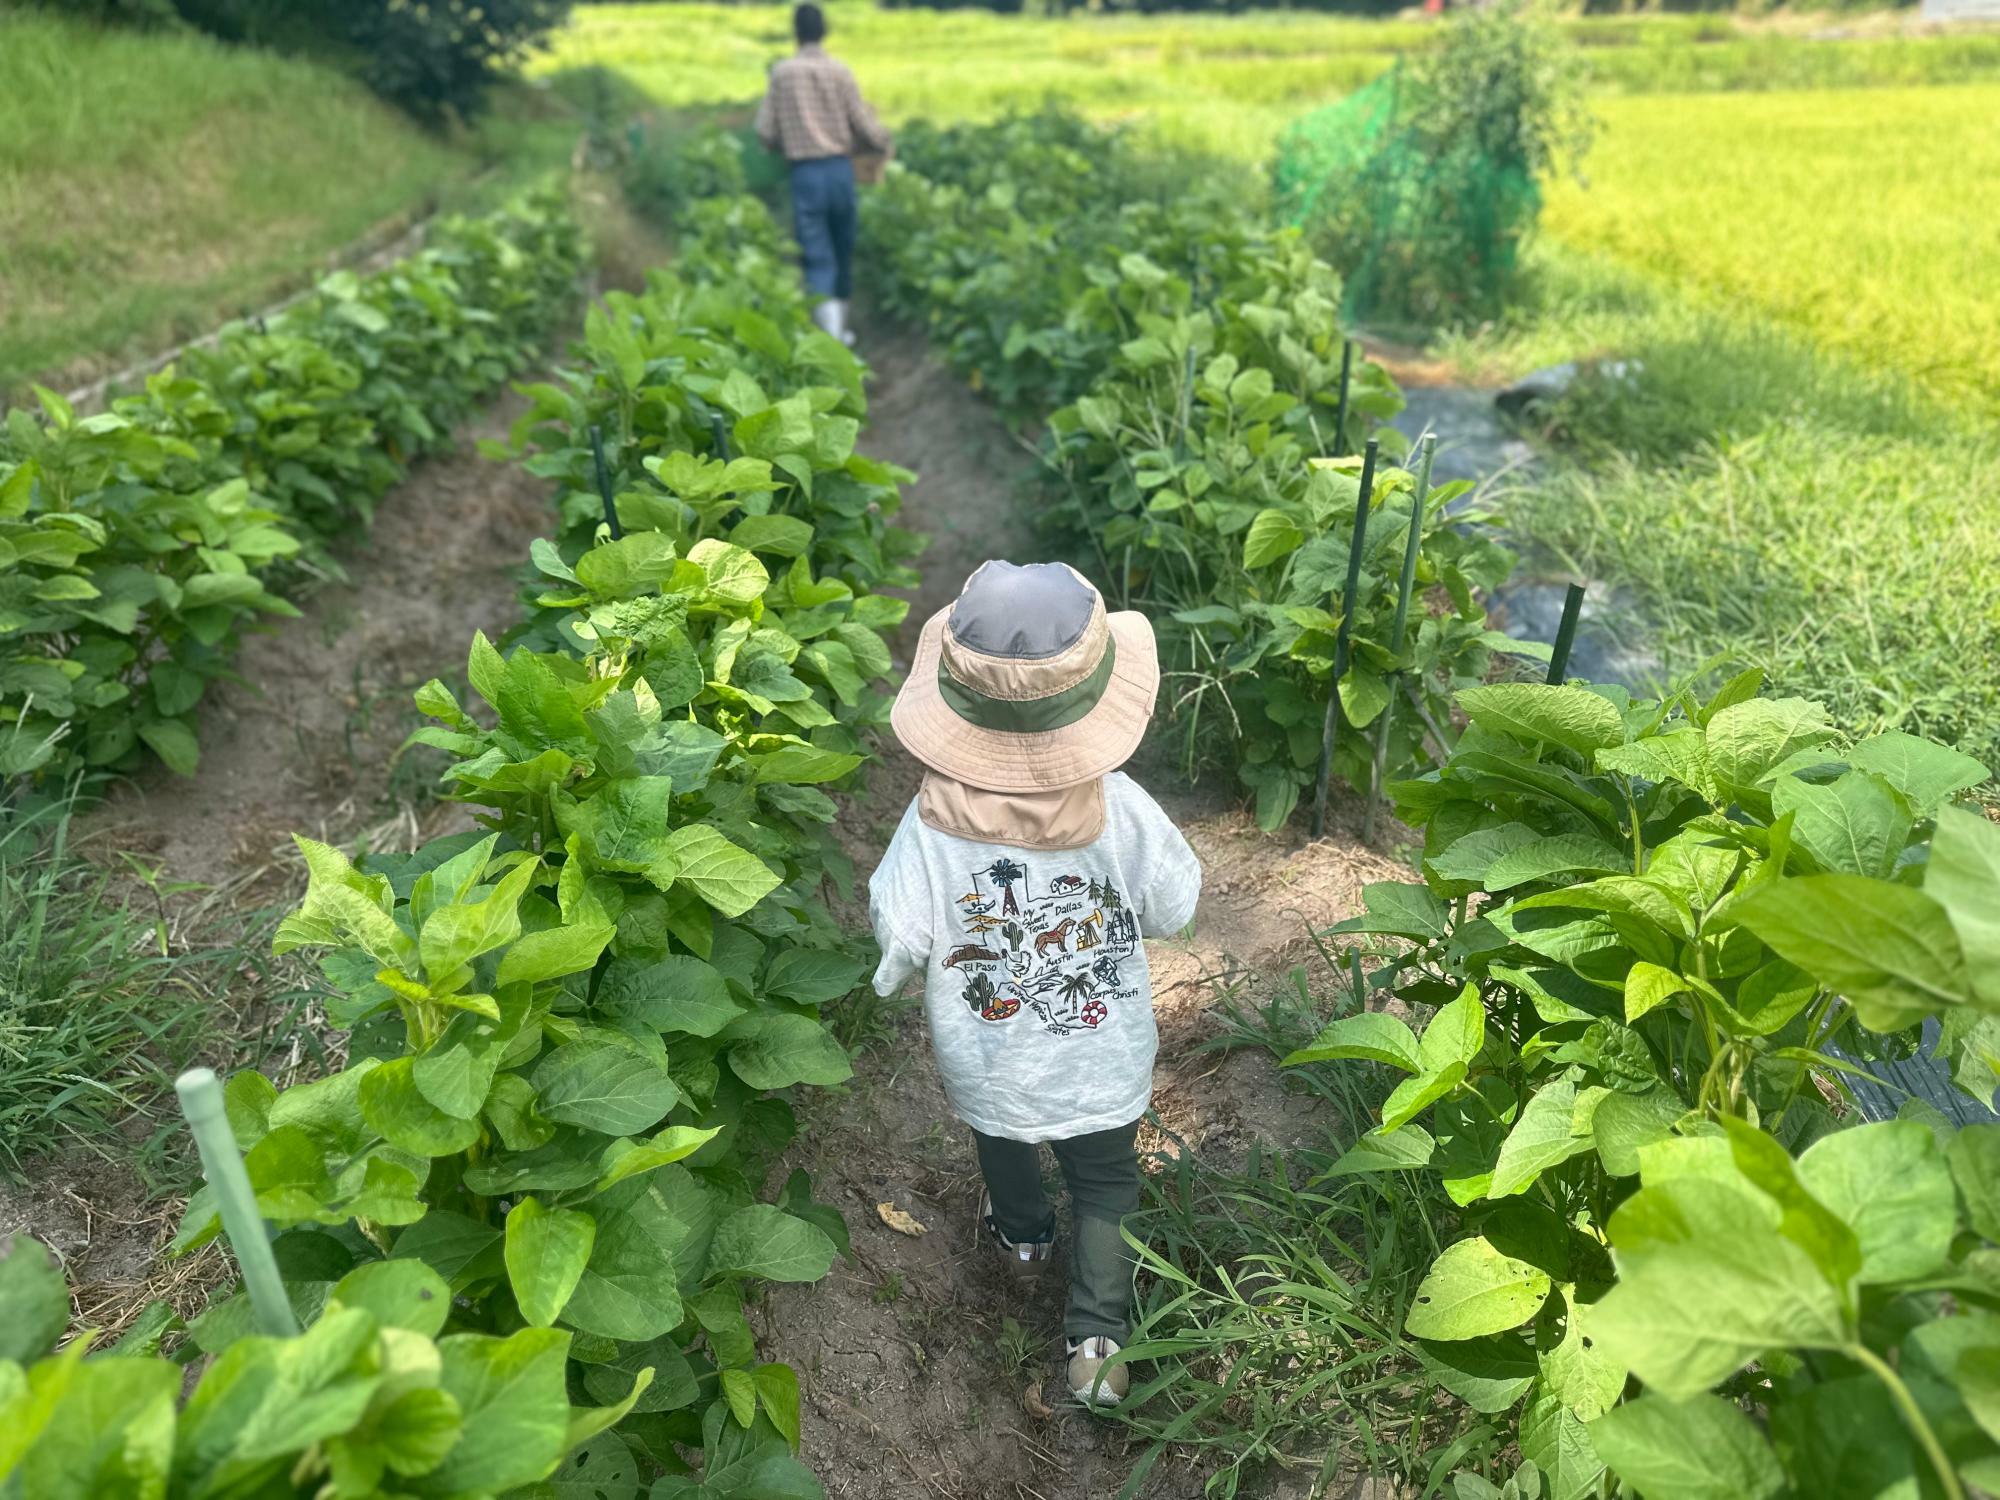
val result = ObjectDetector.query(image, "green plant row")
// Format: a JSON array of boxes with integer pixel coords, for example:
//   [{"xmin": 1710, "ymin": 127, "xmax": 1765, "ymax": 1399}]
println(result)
[
  {"xmin": 0, "ymin": 152, "xmax": 917, "ymax": 1497},
  {"xmin": 1280, "ymin": 673, "xmax": 1999, "ymax": 1498},
  {"xmin": 0, "ymin": 186, "xmax": 586, "ymax": 783},
  {"xmin": 867, "ymin": 109, "xmax": 1539, "ymax": 827}
]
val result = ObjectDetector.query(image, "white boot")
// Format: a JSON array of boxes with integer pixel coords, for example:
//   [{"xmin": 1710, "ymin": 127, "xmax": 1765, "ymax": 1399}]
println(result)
[
  {"xmin": 810, "ymin": 299, "xmax": 840, "ymax": 338},
  {"xmin": 832, "ymin": 298, "xmax": 857, "ymax": 348}
]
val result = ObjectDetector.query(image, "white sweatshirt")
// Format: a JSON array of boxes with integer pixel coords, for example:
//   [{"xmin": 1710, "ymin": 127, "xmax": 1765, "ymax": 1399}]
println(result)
[{"xmin": 868, "ymin": 773, "xmax": 1202, "ymax": 1142}]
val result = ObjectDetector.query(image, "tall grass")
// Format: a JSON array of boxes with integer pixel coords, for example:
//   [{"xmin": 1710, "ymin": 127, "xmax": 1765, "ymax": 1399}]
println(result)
[{"xmin": 0, "ymin": 789, "xmax": 224, "ymax": 1176}]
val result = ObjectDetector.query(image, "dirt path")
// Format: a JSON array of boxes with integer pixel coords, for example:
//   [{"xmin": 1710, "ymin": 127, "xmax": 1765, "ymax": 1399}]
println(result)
[
  {"xmin": 757, "ymin": 321, "xmax": 1407, "ymax": 1500},
  {"xmin": 0, "ymin": 391, "xmax": 557, "ymax": 1330},
  {"xmin": 83, "ymin": 394, "xmax": 551, "ymax": 894}
]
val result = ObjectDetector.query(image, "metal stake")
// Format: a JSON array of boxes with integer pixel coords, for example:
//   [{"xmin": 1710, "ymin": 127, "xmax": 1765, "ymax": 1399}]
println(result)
[
  {"xmin": 1363, "ymin": 433, "xmax": 1436, "ymax": 842},
  {"xmin": 589, "ymin": 425, "xmax": 623, "ymax": 540},
  {"xmin": 1331, "ymin": 340, "xmax": 1355, "ymax": 457},
  {"xmin": 1546, "ymin": 582, "xmax": 1587, "ymax": 685},
  {"xmin": 1311, "ymin": 438, "xmax": 1380, "ymax": 839},
  {"xmin": 176, "ymin": 1068, "xmax": 299, "ymax": 1338}
]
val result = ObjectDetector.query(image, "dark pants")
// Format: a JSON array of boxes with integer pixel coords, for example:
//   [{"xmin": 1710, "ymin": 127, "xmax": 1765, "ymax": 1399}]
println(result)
[
  {"xmin": 788, "ymin": 155, "xmax": 856, "ymax": 300},
  {"xmin": 973, "ymin": 1119, "xmax": 1142, "ymax": 1344}
]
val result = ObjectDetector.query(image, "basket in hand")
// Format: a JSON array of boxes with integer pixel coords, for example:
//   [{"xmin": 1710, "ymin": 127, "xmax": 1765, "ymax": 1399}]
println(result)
[{"xmin": 853, "ymin": 147, "xmax": 891, "ymax": 186}]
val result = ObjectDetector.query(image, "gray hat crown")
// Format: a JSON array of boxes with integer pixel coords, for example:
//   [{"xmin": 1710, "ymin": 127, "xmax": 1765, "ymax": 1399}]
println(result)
[{"xmin": 947, "ymin": 561, "xmax": 1096, "ymax": 661}]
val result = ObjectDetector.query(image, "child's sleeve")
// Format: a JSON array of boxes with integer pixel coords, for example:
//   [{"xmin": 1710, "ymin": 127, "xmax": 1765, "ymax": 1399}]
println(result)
[
  {"xmin": 1133, "ymin": 789, "xmax": 1202, "ymax": 938},
  {"xmin": 868, "ymin": 800, "xmax": 933, "ymax": 997}
]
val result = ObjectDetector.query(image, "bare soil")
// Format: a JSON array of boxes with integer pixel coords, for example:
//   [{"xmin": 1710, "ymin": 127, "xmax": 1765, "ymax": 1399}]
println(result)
[{"xmin": 754, "ymin": 319, "xmax": 1408, "ymax": 1500}]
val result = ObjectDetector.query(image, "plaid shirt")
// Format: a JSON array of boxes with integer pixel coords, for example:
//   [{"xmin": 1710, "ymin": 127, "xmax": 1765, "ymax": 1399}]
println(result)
[{"xmin": 754, "ymin": 45, "xmax": 893, "ymax": 163}]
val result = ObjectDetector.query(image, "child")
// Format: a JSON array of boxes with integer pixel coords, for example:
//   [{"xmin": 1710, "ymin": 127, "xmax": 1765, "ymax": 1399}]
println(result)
[{"xmin": 868, "ymin": 560, "xmax": 1203, "ymax": 1406}]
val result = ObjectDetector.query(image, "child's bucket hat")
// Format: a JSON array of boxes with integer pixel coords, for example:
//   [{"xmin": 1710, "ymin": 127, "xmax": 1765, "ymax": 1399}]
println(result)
[{"xmin": 891, "ymin": 561, "xmax": 1159, "ymax": 792}]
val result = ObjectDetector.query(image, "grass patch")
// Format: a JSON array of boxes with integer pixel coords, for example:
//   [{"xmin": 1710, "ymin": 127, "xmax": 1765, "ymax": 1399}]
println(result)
[
  {"xmin": 1443, "ymin": 250, "xmax": 2000, "ymax": 772},
  {"xmin": 1115, "ymin": 984, "xmax": 1480, "ymax": 1497},
  {"xmin": 0, "ymin": 789, "xmax": 222, "ymax": 1177},
  {"xmin": 0, "ymin": 11, "xmax": 578, "ymax": 394}
]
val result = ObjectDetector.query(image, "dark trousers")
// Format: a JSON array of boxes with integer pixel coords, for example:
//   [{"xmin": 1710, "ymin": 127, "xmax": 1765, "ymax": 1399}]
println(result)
[
  {"xmin": 788, "ymin": 155, "xmax": 856, "ymax": 299},
  {"xmin": 973, "ymin": 1119, "xmax": 1142, "ymax": 1343}
]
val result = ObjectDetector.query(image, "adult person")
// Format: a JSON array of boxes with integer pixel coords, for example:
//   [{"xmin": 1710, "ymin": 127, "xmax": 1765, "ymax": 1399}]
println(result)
[{"xmin": 754, "ymin": 3, "xmax": 894, "ymax": 347}]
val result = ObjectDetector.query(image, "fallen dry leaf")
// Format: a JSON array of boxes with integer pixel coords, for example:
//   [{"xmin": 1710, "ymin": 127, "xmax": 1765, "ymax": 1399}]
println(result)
[
  {"xmin": 875, "ymin": 1201, "xmax": 928, "ymax": 1236},
  {"xmin": 1022, "ymin": 1381, "xmax": 1054, "ymax": 1420}
]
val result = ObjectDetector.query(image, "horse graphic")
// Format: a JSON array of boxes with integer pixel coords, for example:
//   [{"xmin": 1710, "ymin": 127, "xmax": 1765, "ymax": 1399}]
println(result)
[{"xmin": 1033, "ymin": 918, "xmax": 1079, "ymax": 960}]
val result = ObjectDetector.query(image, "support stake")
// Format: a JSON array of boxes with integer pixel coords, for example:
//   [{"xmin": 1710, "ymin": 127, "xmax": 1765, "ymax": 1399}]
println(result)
[
  {"xmin": 709, "ymin": 411, "xmax": 732, "ymax": 463},
  {"xmin": 176, "ymin": 1068, "xmax": 299, "ymax": 1338},
  {"xmin": 1311, "ymin": 438, "xmax": 1379, "ymax": 839},
  {"xmin": 1331, "ymin": 340, "xmax": 1355, "ymax": 458},
  {"xmin": 589, "ymin": 425, "xmax": 623, "ymax": 540},
  {"xmin": 1363, "ymin": 433, "xmax": 1436, "ymax": 843},
  {"xmin": 1546, "ymin": 582, "xmax": 1587, "ymax": 685}
]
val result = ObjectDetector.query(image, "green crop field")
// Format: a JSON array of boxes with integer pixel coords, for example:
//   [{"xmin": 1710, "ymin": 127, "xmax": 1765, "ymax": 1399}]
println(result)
[{"xmin": 1543, "ymin": 84, "xmax": 2000, "ymax": 412}]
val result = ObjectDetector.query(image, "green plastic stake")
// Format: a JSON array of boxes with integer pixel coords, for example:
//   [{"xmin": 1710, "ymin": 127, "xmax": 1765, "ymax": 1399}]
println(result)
[
  {"xmin": 1311, "ymin": 438, "xmax": 1380, "ymax": 840},
  {"xmin": 1546, "ymin": 582, "xmax": 1587, "ymax": 685},
  {"xmin": 1331, "ymin": 340, "xmax": 1355, "ymax": 457},
  {"xmin": 1348, "ymin": 947, "xmax": 1367, "ymax": 1013},
  {"xmin": 589, "ymin": 425, "xmax": 623, "ymax": 540},
  {"xmin": 1363, "ymin": 433, "xmax": 1437, "ymax": 843},
  {"xmin": 176, "ymin": 1067, "xmax": 299, "ymax": 1339},
  {"xmin": 709, "ymin": 411, "xmax": 732, "ymax": 462}
]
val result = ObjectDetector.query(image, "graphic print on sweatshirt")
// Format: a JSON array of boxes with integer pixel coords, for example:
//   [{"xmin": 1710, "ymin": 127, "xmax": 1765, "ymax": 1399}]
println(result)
[{"xmin": 946, "ymin": 859, "xmax": 1142, "ymax": 1036}]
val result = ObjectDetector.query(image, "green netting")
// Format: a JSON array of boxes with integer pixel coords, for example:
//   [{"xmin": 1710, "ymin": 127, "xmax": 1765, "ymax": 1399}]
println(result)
[{"xmin": 1274, "ymin": 65, "xmax": 1540, "ymax": 330}]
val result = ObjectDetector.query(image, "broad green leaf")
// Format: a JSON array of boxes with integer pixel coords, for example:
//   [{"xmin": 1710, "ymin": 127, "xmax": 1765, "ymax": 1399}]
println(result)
[
  {"xmin": 1489, "ymin": 1080, "xmax": 1594, "ymax": 1199},
  {"xmin": 1379, "ymin": 1062, "xmax": 1467, "ymax": 1133},
  {"xmin": 1597, "ymin": 729, "xmax": 1719, "ymax": 805},
  {"xmin": 1242, "ymin": 508, "xmax": 1305, "ymax": 569},
  {"xmin": 1731, "ymin": 874, "xmax": 1969, "ymax": 1032},
  {"xmin": 720, "ymin": 1367, "xmax": 757, "ymax": 1427},
  {"xmin": 1928, "ymin": 806, "xmax": 2000, "ymax": 1008},
  {"xmin": 1421, "ymin": 985, "xmax": 1486, "ymax": 1072},
  {"xmin": 1590, "ymin": 1394, "xmax": 1786, "ymax": 1500},
  {"xmin": 1623, "ymin": 962, "xmax": 1687, "ymax": 1023},
  {"xmin": 1706, "ymin": 697, "xmax": 1835, "ymax": 797},
  {"xmin": 562, "ymin": 1191, "xmax": 685, "ymax": 1343},
  {"xmin": 506, "ymin": 1197, "xmax": 596, "ymax": 1328},
  {"xmin": 1766, "ymin": 1375, "xmax": 1921, "ymax": 1500},
  {"xmin": 1321, "ymin": 1124, "xmax": 1434, "ymax": 1177},
  {"xmin": 328, "ymin": 1259, "xmax": 451, "ymax": 1338},
  {"xmin": 0, "ymin": 1233, "xmax": 69, "ymax": 1364},
  {"xmin": 1415, "ymin": 1333, "xmax": 1537, "ymax": 1414},
  {"xmin": 1536, "ymin": 1296, "xmax": 1624, "ymax": 1420},
  {"xmin": 1427, "ymin": 823, "xmax": 1540, "ymax": 895},
  {"xmin": 594, "ymin": 1127, "xmax": 722, "ymax": 1195},
  {"xmin": 752, "ymin": 1363, "xmax": 803, "ymax": 1450},
  {"xmin": 1457, "ymin": 684, "xmax": 1626, "ymax": 759},
  {"xmin": 1772, "ymin": 770, "xmax": 1910, "ymax": 879},
  {"xmin": 686, "ymin": 538, "xmax": 770, "ymax": 608},
  {"xmin": 1405, "ymin": 1236, "xmax": 1552, "ymax": 1340},
  {"xmin": 663, "ymin": 824, "xmax": 781, "ymax": 917},
  {"xmin": 138, "ymin": 718, "xmax": 200, "ymax": 776},
  {"xmin": 533, "ymin": 1037, "xmax": 680, "ymax": 1136},
  {"xmin": 1282, "ymin": 1011, "xmax": 1421, "ymax": 1071},
  {"xmin": 389, "ymin": 1210, "xmax": 502, "ymax": 1292},
  {"xmin": 360, "ymin": 1056, "xmax": 482, "ymax": 1156},
  {"xmin": 1847, "ymin": 730, "xmax": 1989, "ymax": 816},
  {"xmin": 8, "ymin": 1355, "xmax": 177, "ymax": 1498},
  {"xmin": 729, "ymin": 514, "xmax": 815, "ymax": 558},
  {"xmin": 1328, "ymin": 881, "xmax": 1450, "ymax": 941},
  {"xmin": 1592, "ymin": 1176, "xmax": 1849, "ymax": 1399},
  {"xmin": 1518, "ymin": 1385, "xmax": 1604, "ymax": 1500},
  {"xmin": 1485, "ymin": 835, "xmax": 1631, "ymax": 893},
  {"xmin": 1338, "ymin": 666, "xmax": 1390, "ymax": 729},
  {"xmin": 725, "ymin": 1012, "xmax": 853, "ymax": 1091},
  {"xmin": 707, "ymin": 1205, "xmax": 838, "ymax": 1283},
  {"xmin": 1949, "ymin": 1124, "xmax": 2000, "ymax": 1241},
  {"xmin": 419, "ymin": 1328, "xmax": 572, "ymax": 1495},
  {"xmin": 496, "ymin": 922, "xmax": 615, "ymax": 987},
  {"xmin": 1796, "ymin": 1120, "xmax": 1957, "ymax": 1284},
  {"xmin": 763, "ymin": 948, "xmax": 869, "ymax": 1004},
  {"xmin": 1719, "ymin": 1117, "xmax": 1860, "ymax": 1295},
  {"xmin": 1591, "ymin": 1087, "xmax": 1689, "ymax": 1177},
  {"xmin": 596, "ymin": 955, "xmax": 742, "ymax": 1037},
  {"xmin": 420, "ymin": 860, "xmax": 537, "ymax": 982}
]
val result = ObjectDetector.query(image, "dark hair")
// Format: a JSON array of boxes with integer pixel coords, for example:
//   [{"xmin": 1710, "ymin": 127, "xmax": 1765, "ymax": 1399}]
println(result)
[{"xmin": 793, "ymin": 3, "xmax": 825, "ymax": 43}]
